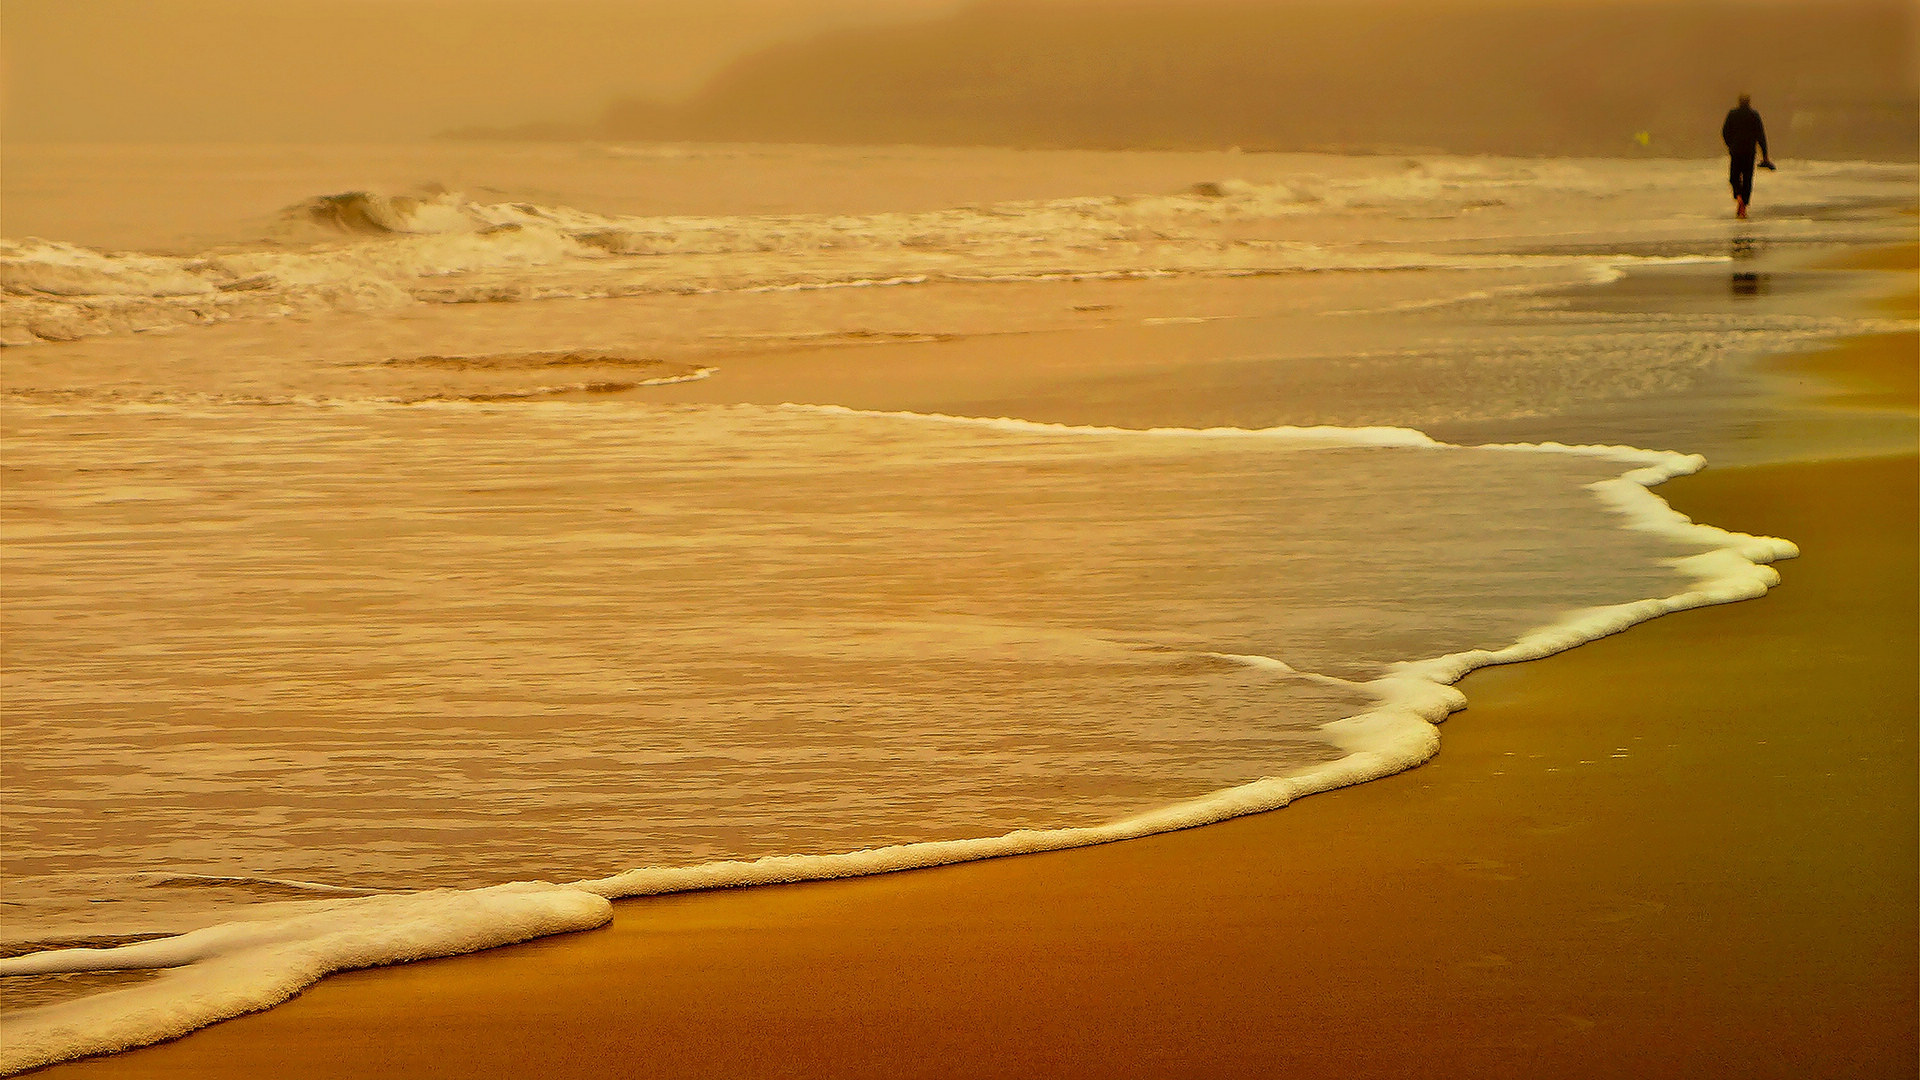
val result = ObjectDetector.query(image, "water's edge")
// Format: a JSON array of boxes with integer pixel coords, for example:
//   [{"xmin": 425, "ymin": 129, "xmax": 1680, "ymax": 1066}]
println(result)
[{"xmin": 0, "ymin": 420, "xmax": 1797, "ymax": 1076}]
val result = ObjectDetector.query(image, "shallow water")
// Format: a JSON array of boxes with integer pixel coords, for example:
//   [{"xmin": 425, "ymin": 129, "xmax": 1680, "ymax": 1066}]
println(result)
[
  {"xmin": 0, "ymin": 142, "xmax": 1909, "ymax": 1072},
  {"xmin": 1, "ymin": 397, "xmax": 1694, "ymax": 926}
]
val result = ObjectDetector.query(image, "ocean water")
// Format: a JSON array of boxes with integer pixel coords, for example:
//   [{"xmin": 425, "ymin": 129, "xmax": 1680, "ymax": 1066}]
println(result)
[{"xmin": 0, "ymin": 143, "xmax": 1911, "ymax": 1071}]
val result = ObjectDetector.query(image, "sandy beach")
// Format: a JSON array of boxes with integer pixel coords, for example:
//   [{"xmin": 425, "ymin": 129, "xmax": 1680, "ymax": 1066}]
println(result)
[
  {"xmin": 5, "ymin": 2, "xmax": 1917, "ymax": 1073},
  {"xmin": 28, "ymin": 241, "xmax": 1915, "ymax": 1078}
]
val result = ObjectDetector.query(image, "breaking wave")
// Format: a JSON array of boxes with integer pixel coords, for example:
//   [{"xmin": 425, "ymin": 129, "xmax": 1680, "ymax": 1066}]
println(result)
[
  {"xmin": 4, "ymin": 164, "xmax": 1751, "ymax": 347},
  {"xmin": 294, "ymin": 190, "xmax": 484, "ymax": 236}
]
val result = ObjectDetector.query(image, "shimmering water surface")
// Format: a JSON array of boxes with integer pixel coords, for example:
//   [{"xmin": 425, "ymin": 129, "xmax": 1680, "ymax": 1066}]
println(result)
[{"xmin": 0, "ymin": 144, "xmax": 1910, "ymax": 1070}]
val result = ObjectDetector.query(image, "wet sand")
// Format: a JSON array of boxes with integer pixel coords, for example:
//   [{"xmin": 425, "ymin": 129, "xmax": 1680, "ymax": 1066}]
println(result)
[
  {"xmin": 1769, "ymin": 330, "xmax": 1919, "ymax": 410},
  {"xmin": 33, "ymin": 262, "xmax": 1920, "ymax": 1078}
]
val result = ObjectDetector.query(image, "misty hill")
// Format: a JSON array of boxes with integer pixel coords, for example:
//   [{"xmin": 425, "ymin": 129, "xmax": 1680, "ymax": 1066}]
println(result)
[{"xmin": 552, "ymin": 0, "xmax": 1918, "ymax": 159}]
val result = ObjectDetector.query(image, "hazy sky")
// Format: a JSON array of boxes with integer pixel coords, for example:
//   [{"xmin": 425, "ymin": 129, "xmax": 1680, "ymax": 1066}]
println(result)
[
  {"xmin": 0, "ymin": 0, "xmax": 965, "ymax": 142},
  {"xmin": 4, "ymin": 0, "xmax": 1908, "ymax": 146}
]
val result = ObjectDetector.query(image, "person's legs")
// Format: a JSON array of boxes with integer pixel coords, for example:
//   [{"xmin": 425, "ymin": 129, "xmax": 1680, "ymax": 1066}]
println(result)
[{"xmin": 1729, "ymin": 156, "xmax": 1755, "ymax": 217}]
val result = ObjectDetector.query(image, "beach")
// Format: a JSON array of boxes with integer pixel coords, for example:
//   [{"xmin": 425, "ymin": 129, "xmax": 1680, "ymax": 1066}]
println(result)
[
  {"xmin": 20, "ymin": 233, "xmax": 1915, "ymax": 1078},
  {"xmin": 5, "ymin": 0, "xmax": 1919, "ymax": 1068}
]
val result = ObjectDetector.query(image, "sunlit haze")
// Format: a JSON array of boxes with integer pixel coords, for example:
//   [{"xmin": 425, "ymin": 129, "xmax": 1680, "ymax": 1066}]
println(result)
[
  {"xmin": 4, "ymin": 0, "xmax": 1913, "ymax": 157},
  {"xmin": 1, "ymin": 0, "xmax": 965, "ymax": 142}
]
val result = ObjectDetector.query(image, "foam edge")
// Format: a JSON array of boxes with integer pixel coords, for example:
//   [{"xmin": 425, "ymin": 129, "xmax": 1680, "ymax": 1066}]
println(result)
[
  {"xmin": 0, "ymin": 885, "xmax": 611, "ymax": 1076},
  {"xmin": 0, "ymin": 437, "xmax": 1797, "ymax": 1077},
  {"xmin": 777, "ymin": 403, "xmax": 1447, "ymax": 447}
]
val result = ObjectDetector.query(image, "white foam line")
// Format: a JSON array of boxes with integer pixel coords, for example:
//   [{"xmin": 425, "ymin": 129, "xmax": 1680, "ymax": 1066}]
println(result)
[
  {"xmin": 738, "ymin": 274, "xmax": 931, "ymax": 293},
  {"xmin": 640, "ymin": 366, "xmax": 717, "ymax": 387},
  {"xmin": 567, "ymin": 446, "xmax": 1793, "ymax": 904},
  {"xmin": 778, "ymin": 402, "xmax": 1448, "ymax": 448},
  {"xmin": 774, "ymin": 406, "xmax": 1718, "ymax": 483},
  {"xmin": 0, "ymin": 885, "xmax": 611, "ymax": 1075},
  {"xmin": 1207, "ymin": 651, "xmax": 1365, "ymax": 691},
  {"xmin": 0, "ymin": 411, "xmax": 1798, "ymax": 1076},
  {"xmin": 1386, "ymin": 454, "xmax": 1797, "ymax": 695}
]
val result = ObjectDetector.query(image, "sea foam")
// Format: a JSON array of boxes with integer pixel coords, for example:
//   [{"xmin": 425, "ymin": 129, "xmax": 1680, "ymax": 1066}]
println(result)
[
  {"xmin": 0, "ymin": 160, "xmax": 1826, "ymax": 347},
  {"xmin": 0, "ymin": 414, "xmax": 1796, "ymax": 1076},
  {"xmin": 0, "ymin": 885, "xmax": 610, "ymax": 1075}
]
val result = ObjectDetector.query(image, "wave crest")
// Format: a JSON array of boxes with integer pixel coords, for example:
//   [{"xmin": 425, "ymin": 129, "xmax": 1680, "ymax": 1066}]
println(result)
[
  {"xmin": 293, "ymin": 190, "xmax": 479, "ymax": 236},
  {"xmin": 11, "ymin": 155, "xmax": 1904, "ymax": 347}
]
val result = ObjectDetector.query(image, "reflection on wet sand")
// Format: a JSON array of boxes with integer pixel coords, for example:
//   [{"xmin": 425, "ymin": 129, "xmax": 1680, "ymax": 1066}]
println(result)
[{"xmin": 1730, "ymin": 235, "xmax": 1770, "ymax": 297}]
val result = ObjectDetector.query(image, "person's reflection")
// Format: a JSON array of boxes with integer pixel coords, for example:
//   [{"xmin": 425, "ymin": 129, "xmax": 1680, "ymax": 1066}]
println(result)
[{"xmin": 1730, "ymin": 236, "xmax": 1768, "ymax": 296}]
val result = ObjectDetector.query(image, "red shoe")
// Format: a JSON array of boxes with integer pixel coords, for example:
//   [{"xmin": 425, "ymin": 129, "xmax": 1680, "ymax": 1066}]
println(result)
[{"xmin": 1735, "ymin": 198, "xmax": 1749, "ymax": 219}]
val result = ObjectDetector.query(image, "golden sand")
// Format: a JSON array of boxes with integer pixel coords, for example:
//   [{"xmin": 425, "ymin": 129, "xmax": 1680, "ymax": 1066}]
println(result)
[{"xmin": 1767, "ymin": 330, "xmax": 1919, "ymax": 413}]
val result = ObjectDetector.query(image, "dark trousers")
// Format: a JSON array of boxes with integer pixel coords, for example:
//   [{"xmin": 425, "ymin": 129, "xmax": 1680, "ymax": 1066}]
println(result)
[{"xmin": 1729, "ymin": 154, "xmax": 1755, "ymax": 203}]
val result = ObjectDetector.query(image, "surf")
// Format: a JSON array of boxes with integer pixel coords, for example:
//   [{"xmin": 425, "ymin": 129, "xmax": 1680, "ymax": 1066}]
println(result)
[
  {"xmin": 0, "ymin": 403, "xmax": 1796, "ymax": 1075},
  {"xmin": 13, "ymin": 153, "xmax": 1907, "ymax": 347}
]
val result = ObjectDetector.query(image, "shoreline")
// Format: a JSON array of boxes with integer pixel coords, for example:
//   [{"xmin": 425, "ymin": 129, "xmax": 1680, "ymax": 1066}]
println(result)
[
  {"xmin": 19, "ymin": 247, "xmax": 1919, "ymax": 1077},
  {"xmin": 38, "ymin": 452, "xmax": 1916, "ymax": 1079}
]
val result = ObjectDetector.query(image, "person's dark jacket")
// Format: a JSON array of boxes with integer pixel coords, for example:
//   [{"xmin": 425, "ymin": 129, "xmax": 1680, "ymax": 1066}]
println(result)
[{"xmin": 1722, "ymin": 106, "xmax": 1769, "ymax": 160}]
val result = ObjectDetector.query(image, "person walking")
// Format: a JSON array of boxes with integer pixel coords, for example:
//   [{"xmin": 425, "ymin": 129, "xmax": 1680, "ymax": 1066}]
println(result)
[{"xmin": 1722, "ymin": 94, "xmax": 1774, "ymax": 219}]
